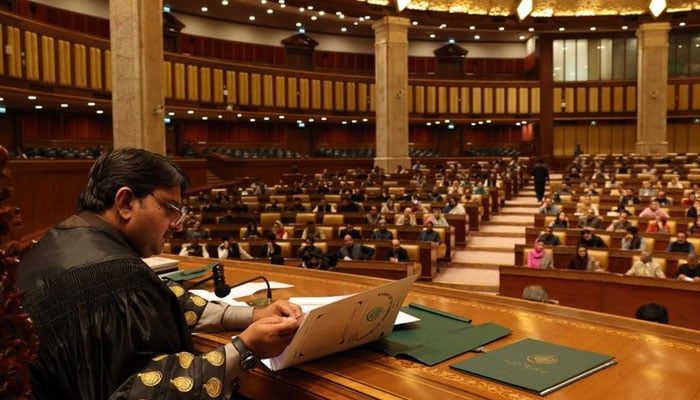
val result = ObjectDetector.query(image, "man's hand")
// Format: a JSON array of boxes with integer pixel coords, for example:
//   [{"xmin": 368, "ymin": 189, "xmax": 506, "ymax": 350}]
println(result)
[
  {"xmin": 252, "ymin": 300, "xmax": 302, "ymax": 321},
  {"xmin": 238, "ymin": 315, "xmax": 301, "ymax": 358}
]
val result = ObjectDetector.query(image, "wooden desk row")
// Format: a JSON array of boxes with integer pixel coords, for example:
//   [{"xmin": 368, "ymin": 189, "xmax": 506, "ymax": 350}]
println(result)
[
  {"xmin": 168, "ymin": 238, "xmax": 439, "ymax": 280},
  {"xmin": 525, "ymin": 227, "xmax": 700, "ymax": 254},
  {"xmin": 559, "ymin": 202, "xmax": 689, "ymax": 218},
  {"xmin": 499, "ymin": 266, "xmax": 700, "ymax": 331},
  {"xmin": 513, "ymin": 243, "xmax": 688, "ymax": 277},
  {"xmin": 176, "ymin": 257, "xmax": 700, "ymax": 400},
  {"xmin": 534, "ymin": 213, "xmax": 696, "ymax": 231}
]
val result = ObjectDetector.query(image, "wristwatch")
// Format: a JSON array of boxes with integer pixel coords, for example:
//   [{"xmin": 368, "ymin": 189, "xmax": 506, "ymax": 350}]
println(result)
[{"xmin": 230, "ymin": 335, "xmax": 258, "ymax": 371}]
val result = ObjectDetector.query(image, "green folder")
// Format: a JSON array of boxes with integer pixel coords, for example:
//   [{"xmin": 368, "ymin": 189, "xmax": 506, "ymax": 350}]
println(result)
[
  {"xmin": 159, "ymin": 262, "xmax": 218, "ymax": 282},
  {"xmin": 450, "ymin": 338, "xmax": 617, "ymax": 396},
  {"xmin": 373, "ymin": 303, "xmax": 511, "ymax": 366}
]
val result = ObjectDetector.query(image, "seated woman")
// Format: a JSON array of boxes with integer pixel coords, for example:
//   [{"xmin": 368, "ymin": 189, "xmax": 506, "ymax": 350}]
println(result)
[
  {"xmin": 645, "ymin": 215, "xmax": 669, "ymax": 234},
  {"xmin": 567, "ymin": 245, "xmax": 603, "ymax": 272},
  {"xmin": 549, "ymin": 211, "xmax": 569, "ymax": 229},
  {"xmin": 689, "ymin": 217, "xmax": 700, "ymax": 235},
  {"xmin": 527, "ymin": 240, "xmax": 554, "ymax": 269},
  {"xmin": 241, "ymin": 219, "xmax": 260, "ymax": 239},
  {"xmin": 621, "ymin": 226, "xmax": 646, "ymax": 251},
  {"xmin": 270, "ymin": 220, "xmax": 289, "ymax": 240}
]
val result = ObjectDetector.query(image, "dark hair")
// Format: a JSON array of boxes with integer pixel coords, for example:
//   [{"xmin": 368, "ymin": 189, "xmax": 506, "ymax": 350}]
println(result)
[
  {"xmin": 635, "ymin": 303, "xmax": 669, "ymax": 324},
  {"xmin": 78, "ymin": 148, "xmax": 189, "ymax": 212},
  {"xmin": 267, "ymin": 232, "xmax": 277, "ymax": 242},
  {"xmin": 627, "ymin": 226, "xmax": 639, "ymax": 235}
]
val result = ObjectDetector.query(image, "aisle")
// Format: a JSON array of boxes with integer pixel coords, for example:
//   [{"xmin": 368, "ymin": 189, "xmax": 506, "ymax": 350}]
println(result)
[{"xmin": 430, "ymin": 184, "xmax": 541, "ymax": 292}]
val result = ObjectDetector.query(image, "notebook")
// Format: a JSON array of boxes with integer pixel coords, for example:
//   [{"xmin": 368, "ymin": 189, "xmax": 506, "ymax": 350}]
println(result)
[
  {"xmin": 142, "ymin": 256, "xmax": 180, "ymax": 273},
  {"xmin": 262, "ymin": 274, "xmax": 419, "ymax": 371}
]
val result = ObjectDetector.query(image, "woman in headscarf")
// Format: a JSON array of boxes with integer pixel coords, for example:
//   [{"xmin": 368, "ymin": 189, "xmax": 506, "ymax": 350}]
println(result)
[
  {"xmin": 568, "ymin": 245, "xmax": 602, "ymax": 272},
  {"xmin": 527, "ymin": 239, "xmax": 554, "ymax": 269},
  {"xmin": 270, "ymin": 220, "xmax": 289, "ymax": 240}
]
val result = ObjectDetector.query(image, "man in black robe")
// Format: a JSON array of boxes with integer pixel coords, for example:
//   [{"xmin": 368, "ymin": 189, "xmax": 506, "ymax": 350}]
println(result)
[
  {"xmin": 531, "ymin": 159, "xmax": 550, "ymax": 203},
  {"xmin": 18, "ymin": 148, "xmax": 302, "ymax": 399}
]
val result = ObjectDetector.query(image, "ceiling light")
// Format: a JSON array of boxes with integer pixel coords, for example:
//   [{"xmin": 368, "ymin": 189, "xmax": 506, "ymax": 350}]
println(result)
[
  {"xmin": 221, "ymin": 0, "xmax": 229, "ymax": 5},
  {"xmin": 310, "ymin": 16, "xmax": 317, "ymax": 21},
  {"xmin": 362, "ymin": 118, "xmax": 368, "ymax": 122},
  {"xmin": 87, "ymin": 102, "xmax": 95, "ymax": 106},
  {"xmin": 679, "ymin": 22, "xmax": 686, "ymax": 27},
  {"xmin": 248, "ymin": 16, "xmax": 256, "ymax": 21},
  {"xmin": 187, "ymin": 110, "xmax": 194, "ymax": 114},
  {"xmin": 267, "ymin": 9, "xmax": 273, "ymax": 14},
  {"xmin": 396, "ymin": 0, "xmax": 411, "ymax": 12},
  {"xmin": 306, "ymin": 5, "xmax": 313, "ymax": 10},
  {"xmin": 558, "ymin": 27, "xmax": 566, "ymax": 31},
  {"xmin": 528, "ymin": 27, "xmax": 535, "ymax": 32},
  {"xmin": 201, "ymin": 6, "xmax": 208, "ymax": 12},
  {"xmin": 342, "ymin": 121, "xmax": 347, "ymax": 125},
  {"xmin": 649, "ymin": 0, "xmax": 666, "ymax": 17},
  {"xmin": 519, "ymin": 35, "xmax": 526, "ymax": 40},
  {"xmin": 469, "ymin": 25, "xmax": 476, "ymax": 30},
  {"xmin": 34, "ymin": 105, "xmax": 42, "ymax": 109},
  {"xmin": 236, "ymin": 113, "xmax": 242, "ymax": 117},
  {"xmin": 96, "ymin": 110, "xmax": 104, "ymax": 114},
  {"xmin": 590, "ymin": 27, "xmax": 597, "ymax": 31},
  {"xmin": 264, "ymin": 116, "xmax": 270, "ymax": 120},
  {"xmin": 318, "ymin": 11, "xmax": 325, "ymax": 16},
  {"xmin": 439, "ymin": 24, "xmax": 447, "ymax": 29},
  {"xmin": 321, "ymin": 117, "xmax": 327, "ymax": 121},
  {"xmin": 622, "ymin": 25, "xmax": 629, "ymax": 30},
  {"xmin": 201, "ymin": 116, "xmax": 208, "ymax": 120},
  {"xmin": 249, "ymin": 118, "xmax": 256, "ymax": 122},
  {"xmin": 28, "ymin": 95, "xmax": 37, "ymax": 100},
  {"xmin": 429, "ymin": 33, "xmax": 436, "ymax": 38},
  {"xmin": 299, "ymin": 7, "xmax": 304, "ymax": 12},
  {"xmin": 498, "ymin": 26, "xmax": 505, "ymax": 31},
  {"xmin": 168, "ymin": 111, "xmax": 175, "ymax": 116},
  {"xmin": 341, "ymin": 27, "xmax": 347, "ymax": 32},
  {"xmin": 278, "ymin": 115, "xmax": 285, "ymax": 119},
  {"xmin": 60, "ymin": 103, "xmax": 68, "ymax": 108},
  {"xmin": 474, "ymin": 35, "xmax": 480, "ymax": 40},
  {"xmin": 353, "ymin": 22, "xmax": 359, "ymax": 25},
  {"xmin": 218, "ymin": 115, "xmax": 223, "ymax": 119},
  {"xmin": 426, "ymin": 122, "xmax": 432, "ymax": 126},
  {"xmin": 517, "ymin": 0, "xmax": 533, "ymax": 21},
  {"xmin": 411, "ymin": 21, "xmax": 418, "ymax": 26}
]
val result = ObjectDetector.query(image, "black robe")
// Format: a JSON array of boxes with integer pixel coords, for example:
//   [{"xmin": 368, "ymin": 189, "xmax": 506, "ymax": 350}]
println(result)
[{"xmin": 18, "ymin": 212, "xmax": 226, "ymax": 399}]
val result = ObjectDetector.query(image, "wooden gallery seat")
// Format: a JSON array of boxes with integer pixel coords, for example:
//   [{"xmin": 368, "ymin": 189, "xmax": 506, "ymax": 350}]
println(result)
[
  {"xmin": 260, "ymin": 212, "xmax": 281, "ymax": 227},
  {"xmin": 403, "ymin": 244, "xmax": 420, "ymax": 262},
  {"xmin": 323, "ymin": 214, "xmax": 345, "ymax": 226},
  {"xmin": 295, "ymin": 212, "xmax": 317, "ymax": 224},
  {"xmin": 588, "ymin": 249, "xmax": 610, "ymax": 271}
]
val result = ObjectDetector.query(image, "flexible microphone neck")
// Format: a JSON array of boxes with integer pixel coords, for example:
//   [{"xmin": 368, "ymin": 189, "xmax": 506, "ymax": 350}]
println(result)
[{"xmin": 213, "ymin": 265, "xmax": 272, "ymax": 304}]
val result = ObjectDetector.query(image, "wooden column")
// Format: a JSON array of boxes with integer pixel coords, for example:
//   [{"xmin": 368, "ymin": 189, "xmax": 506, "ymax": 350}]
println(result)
[
  {"xmin": 109, "ymin": 0, "xmax": 165, "ymax": 152},
  {"xmin": 538, "ymin": 36, "xmax": 554, "ymax": 158}
]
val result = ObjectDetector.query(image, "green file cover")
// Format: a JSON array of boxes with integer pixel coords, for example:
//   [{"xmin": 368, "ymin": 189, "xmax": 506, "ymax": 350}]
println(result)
[
  {"xmin": 373, "ymin": 304, "xmax": 511, "ymax": 366},
  {"xmin": 160, "ymin": 262, "xmax": 218, "ymax": 282},
  {"xmin": 449, "ymin": 338, "xmax": 617, "ymax": 396}
]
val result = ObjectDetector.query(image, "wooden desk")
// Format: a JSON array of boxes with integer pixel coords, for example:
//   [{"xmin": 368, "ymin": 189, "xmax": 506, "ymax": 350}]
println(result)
[
  {"xmin": 499, "ymin": 266, "xmax": 700, "ymax": 331},
  {"xmin": 334, "ymin": 260, "xmax": 420, "ymax": 279},
  {"xmin": 174, "ymin": 257, "xmax": 700, "ymax": 400}
]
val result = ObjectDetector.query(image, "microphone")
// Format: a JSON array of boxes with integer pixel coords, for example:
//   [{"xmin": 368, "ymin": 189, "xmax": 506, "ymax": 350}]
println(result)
[{"xmin": 212, "ymin": 264, "xmax": 272, "ymax": 305}]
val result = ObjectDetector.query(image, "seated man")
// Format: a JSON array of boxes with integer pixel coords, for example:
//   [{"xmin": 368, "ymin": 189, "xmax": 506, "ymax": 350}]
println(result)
[
  {"xmin": 576, "ymin": 227, "xmax": 607, "ymax": 248},
  {"xmin": 639, "ymin": 200, "xmax": 670, "ymax": 219},
  {"xmin": 635, "ymin": 303, "xmax": 669, "ymax": 324},
  {"xmin": 266, "ymin": 198, "xmax": 283, "ymax": 212},
  {"xmin": 386, "ymin": 239, "xmax": 411, "ymax": 262},
  {"xmin": 537, "ymin": 226, "xmax": 561, "ymax": 246},
  {"xmin": 312, "ymin": 198, "xmax": 336, "ymax": 213},
  {"xmin": 186, "ymin": 220, "xmax": 210, "ymax": 240},
  {"xmin": 217, "ymin": 234, "xmax": 253, "ymax": 259},
  {"xmin": 258, "ymin": 233, "xmax": 284, "ymax": 264},
  {"xmin": 625, "ymin": 251, "xmax": 665, "ymax": 278},
  {"xmin": 298, "ymin": 237, "xmax": 327, "ymax": 269},
  {"xmin": 364, "ymin": 206, "xmax": 381, "ymax": 225},
  {"xmin": 370, "ymin": 219, "xmax": 394, "ymax": 240},
  {"xmin": 576, "ymin": 210, "xmax": 604, "ymax": 230},
  {"xmin": 676, "ymin": 253, "xmax": 700, "ymax": 283},
  {"xmin": 301, "ymin": 220, "xmax": 326, "ymax": 240},
  {"xmin": 538, "ymin": 197, "xmax": 561, "ymax": 216},
  {"xmin": 287, "ymin": 197, "xmax": 307, "ymax": 212},
  {"xmin": 666, "ymin": 231, "xmax": 696, "ymax": 254},
  {"xmin": 231, "ymin": 199, "xmax": 249, "ymax": 212},
  {"xmin": 430, "ymin": 208, "xmax": 449, "ymax": 227},
  {"xmin": 339, "ymin": 222, "xmax": 362, "ymax": 240},
  {"xmin": 337, "ymin": 234, "xmax": 374, "ymax": 260},
  {"xmin": 217, "ymin": 209, "xmax": 236, "ymax": 225},
  {"xmin": 337, "ymin": 198, "xmax": 361, "ymax": 212},
  {"xmin": 417, "ymin": 221, "xmax": 441, "ymax": 243},
  {"xmin": 178, "ymin": 237, "xmax": 210, "ymax": 258},
  {"xmin": 606, "ymin": 210, "xmax": 632, "ymax": 232},
  {"xmin": 395, "ymin": 207, "xmax": 417, "ymax": 226}
]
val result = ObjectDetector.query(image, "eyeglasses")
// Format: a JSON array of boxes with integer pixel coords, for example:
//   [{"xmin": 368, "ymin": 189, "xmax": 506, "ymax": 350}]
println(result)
[{"xmin": 149, "ymin": 193, "xmax": 188, "ymax": 226}]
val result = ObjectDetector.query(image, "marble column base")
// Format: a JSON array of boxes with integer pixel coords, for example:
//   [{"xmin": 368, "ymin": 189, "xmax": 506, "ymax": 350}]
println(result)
[
  {"xmin": 635, "ymin": 141, "xmax": 669, "ymax": 155},
  {"xmin": 373, "ymin": 156, "xmax": 412, "ymax": 173}
]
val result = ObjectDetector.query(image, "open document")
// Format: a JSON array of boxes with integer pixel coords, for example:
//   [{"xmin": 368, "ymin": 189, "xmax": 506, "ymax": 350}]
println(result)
[{"xmin": 262, "ymin": 274, "xmax": 419, "ymax": 371}]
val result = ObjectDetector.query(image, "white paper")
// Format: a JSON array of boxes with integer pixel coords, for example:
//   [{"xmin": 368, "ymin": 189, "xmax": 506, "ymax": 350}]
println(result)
[{"xmin": 188, "ymin": 281, "xmax": 293, "ymax": 306}]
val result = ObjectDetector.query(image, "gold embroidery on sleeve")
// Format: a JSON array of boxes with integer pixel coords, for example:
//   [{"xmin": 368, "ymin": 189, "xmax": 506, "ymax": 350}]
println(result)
[
  {"xmin": 178, "ymin": 352, "xmax": 195, "ymax": 369},
  {"xmin": 190, "ymin": 295, "xmax": 207, "ymax": 307},
  {"xmin": 204, "ymin": 377, "xmax": 223, "ymax": 398},
  {"xmin": 152, "ymin": 354, "xmax": 168, "ymax": 362},
  {"xmin": 203, "ymin": 350, "xmax": 225, "ymax": 366},
  {"xmin": 184, "ymin": 311, "xmax": 197, "ymax": 326},
  {"xmin": 138, "ymin": 371, "xmax": 163, "ymax": 387},
  {"xmin": 171, "ymin": 376, "xmax": 194, "ymax": 392},
  {"xmin": 169, "ymin": 285, "xmax": 185, "ymax": 297}
]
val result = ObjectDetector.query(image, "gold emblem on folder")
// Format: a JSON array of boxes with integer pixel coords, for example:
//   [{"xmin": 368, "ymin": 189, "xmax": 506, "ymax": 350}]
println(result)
[
  {"xmin": 527, "ymin": 354, "xmax": 559, "ymax": 364},
  {"xmin": 204, "ymin": 377, "xmax": 223, "ymax": 397},
  {"xmin": 138, "ymin": 371, "xmax": 163, "ymax": 387},
  {"xmin": 203, "ymin": 350, "xmax": 225, "ymax": 366},
  {"xmin": 171, "ymin": 376, "xmax": 194, "ymax": 392}
]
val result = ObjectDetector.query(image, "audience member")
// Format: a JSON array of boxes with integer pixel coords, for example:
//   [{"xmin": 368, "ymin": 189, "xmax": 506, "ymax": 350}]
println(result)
[
  {"xmin": 301, "ymin": 220, "xmax": 325, "ymax": 240},
  {"xmin": 186, "ymin": 220, "xmax": 210, "ymax": 240},
  {"xmin": 568, "ymin": 245, "xmax": 603, "ymax": 272},
  {"xmin": 395, "ymin": 207, "xmax": 417, "ymax": 226},
  {"xmin": 258, "ymin": 233, "xmax": 284, "ymax": 264},
  {"xmin": 218, "ymin": 234, "xmax": 253, "ymax": 259},
  {"xmin": 271, "ymin": 220, "xmax": 289, "ymax": 240},
  {"xmin": 370, "ymin": 219, "xmax": 394, "ymax": 240},
  {"xmin": 537, "ymin": 226, "xmax": 561, "ymax": 246},
  {"xmin": 639, "ymin": 201, "xmax": 669, "ymax": 219},
  {"xmin": 430, "ymin": 208, "xmax": 449, "ymax": 227},
  {"xmin": 686, "ymin": 200, "xmax": 700, "ymax": 219},
  {"xmin": 266, "ymin": 198, "xmax": 283, "ymax": 212},
  {"xmin": 621, "ymin": 226, "xmax": 646, "ymax": 251},
  {"xmin": 381, "ymin": 198, "xmax": 396, "ymax": 214},
  {"xmin": 312, "ymin": 198, "xmax": 336, "ymax": 213},
  {"xmin": 625, "ymin": 251, "xmax": 665, "ymax": 278},
  {"xmin": 676, "ymin": 253, "xmax": 700, "ymax": 282},
  {"xmin": 538, "ymin": 197, "xmax": 560, "ymax": 216},
  {"xmin": 241, "ymin": 220, "xmax": 260, "ymax": 239},
  {"xmin": 288, "ymin": 197, "xmax": 307, "ymax": 212},
  {"xmin": 549, "ymin": 211, "xmax": 570, "ymax": 229},
  {"xmin": 654, "ymin": 190, "xmax": 672, "ymax": 206},
  {"xmin": 179, "ymin": 237, "xmax": 210, "ymax": 258},
  {"xmin": 552, "ymin": 182, "xmax": 573, "ymax": 203},
  {"xmin": 645, "ymin": 215, "xmax": 669, "ymax": 234},
  {"xmin": 618, "ymin": 188, "xmax": 640, "ymax": 211},
  {"xmin": 337, "ymin": 234, "xmax": 374, "ymax": 260},
  {"xmin": 635, "ymin": 303, "xmax": 669, "ymax": 324},
  {"xmin": 522, "ymin": 284, "xmax": 558, "ymax": 304},
  {"xmin": 443, "ymin": 196, "xmax": 466, "ymax": 215},
  {"xmin": 364, "ymin": 206, "xmax": 381, "ymax": 225},
  {"xmin": 689, "ymin": 217, "xmax": 700, "ymax": 235},
  {"xmin": 417, "ymin": 220, "xmax": 441, "ymax": 243},
  {"xmin": 577, "ymin": 227, "xmax": 607, "ymax": 248},
  {"xmin": 665, "ymin": 231, "xmax": 695, "ymax": 254},
  {"xmin": 298, "ymin": 237, "xmax": 326, "ymax": 269},
  {"xmin": 606, "ymin": 211, "xmax": 633, "ymax": 232},
  {"xmin": 577, "ymin": 210, "xmax": 604, "ymax": 230},
  {"xmin": 527, "ymin": 240, "xmax": 554, "ymax": 269},
  {"xmin": 576, "ymin": 199, "xmax": 599, "ymax": 217},
  {"xmin": 339, "ymin": 222, "xmax": 362, "ymax": 240},
  {"xmin": 386, "ymin": 239, "xmax": 410, "ymax": 262},
  {"xmin": 337, "ymin": 197, "xmax": 361, "ymax": 212}
]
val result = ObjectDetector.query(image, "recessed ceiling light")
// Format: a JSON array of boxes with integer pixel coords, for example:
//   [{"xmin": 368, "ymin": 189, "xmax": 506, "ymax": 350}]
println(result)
[
  {"xmin": 474, "ymin": 35, "xmax": 480, "ymax": 40},
  {"xmin": 351, "ymin": 119, "xmax": 357, "ymax": 123},
  {"xmin": 439, "ymin": 24, "xmax": 447, "ymax": 29},
  {"xmin": 318, "ymin": 11, "xmax": 325, "ymax": 16},
  {"xmin": 96, "ymin": 110, "xmax": 104, "ymax": 114},
  {"xmin": 621, "ymin": 25, "xmax": 629, "ymax": 30},
  {"xmin": 168, "ymin": 111, "xmax": 175, "ymax": 116},
  {"xmin": 469, "ymin": 25, "xmax": 476, "ymax": 30},
  {"xmin": 249, "ymin": 16, "xmax": 256, "ymax": 21},
  {"xmin": 60, "ymin": 103, "xmax": 68, "ymax": 108},
  {"xmin": 429, "ymin": 33, "xmax": 436, "ymax": 38},
  {"xmin": 426, "ymin": 122, "xmax": 432, "ymax": 126},
  {"xmin": 87, "ymin": 102, "xmax": 95, "ymax": 106},
  {"xmin": 412, "ymin": 21, "xmax": 418, "ymax": 26},
  {"xmin": 679, "ymin": 22, "xmax": 686, "ymax": 27},
  {"xmin": 308, "ymin": 118, "xmax": 314, "ymax": 122},
  {"xmin": 310, "ymin": 16, "xmax": 317, "ymax": 21},
  {"xmin": 338, "ymin": 14, "xmax": 345, "ymax": 19},
  {"xmin": 362, "ymin": 118, "xmax": 368, "ymax": 122},
  {"xmin": 187, "ymin": 110, "xmax": 194, "ymax": 114},
  {"xmin": 498, "ymin": 26, "xmax": 505, "ymax": 31},
  {"xmin": 34, "ymin": 105, "xmax": 42, "ymax": 109},
  {"xmin": 218, "ymin": 114, "xmax": 223, "ymax": 118},
  {"xmin": 590, "ymin": 27, "xmax": 597, "ymax": 31},
  {"xmin": 341, "ymin": 27, "xmax": 347, "ymax": 32},
  {"xmin": 559, "ymin": 27, "xmax": 565, "ymax": 31},
  {"xmin": 306, "ymin": 5, "xmax": 313, "ymax": 10},
  {"xmin": 236, "ymin": 113, "xmax": 242, "ymax": 117},
  {"xmin": 266, "ymin": 9, "xmax": 273, "ymax": 14},
  {"xmin": 201, "ymin": 6, "xmax": 208, "ymax": 12},
  {"xmin": 201, "ymin": 116, "xmax": 208, "ymax": 120},
  {"xmin": 278, "ymin": 115, "xmax": 285, "ymax": 119},
  {"xmin": 342, "ymin": 121, "xmax": 347, "ymax": 125},
  {"xmin": 249, "ymin": 118, "xmax": 256, "ymax": 122},
  {"xmin": 299, "ymin": 7, "xmax": 304, "ymax": 12},
  {"xmin": 264, "ymin": 116, "xmax": 270, "ymax": 121},
  {"xmin": 519, "ymin": 35, "xmax": 526, "ymax": 40},
  {"xmin": 296, "ymin": 22, "xmax": 302, "ymax": 27},
  {"xmin": 221, "ymin": 0, "xmax": 229, "ymax": 5},
  {"xmin": 353, "ymin": 21, "xmax": 359, "ymax": 26},
  {"xmin": 528, "ymin": 27, "xmax": 535, "ymax": 32},
  {"xmin": 28, "ymin": 95, "xmax": 37, "ymax": 100},
  {"xmin": 321, "ymin": 117, "xmax": 327, "ymax": 121}
]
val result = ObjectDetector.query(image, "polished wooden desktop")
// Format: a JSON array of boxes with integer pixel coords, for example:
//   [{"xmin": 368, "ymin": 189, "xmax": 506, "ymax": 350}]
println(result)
[{"xmin": 173, "ymin": 256, "xmax": 700, "ymax": 400}]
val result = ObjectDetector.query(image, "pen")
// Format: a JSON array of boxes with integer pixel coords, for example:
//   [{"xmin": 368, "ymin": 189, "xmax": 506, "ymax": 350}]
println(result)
[{"xmin": 408, "ymin": 302, "xmax": 472, "ymax": 324}]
